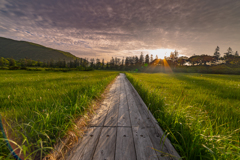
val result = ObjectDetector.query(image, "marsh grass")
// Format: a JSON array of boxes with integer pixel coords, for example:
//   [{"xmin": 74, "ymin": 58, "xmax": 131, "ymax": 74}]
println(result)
[
  {"xmin": 126, "ymin": 73, "xmax": 240, "ymax": 160},
  {"xmin": 0, "ymin": 70, "xmax": 118, "ymax": 159}
]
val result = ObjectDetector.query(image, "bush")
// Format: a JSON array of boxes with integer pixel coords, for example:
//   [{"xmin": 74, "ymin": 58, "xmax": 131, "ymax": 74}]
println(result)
[
  {"xmin": 8, "ymin": 66, "xmax": 20, "ymax": 70},
  {"xmin": 27, "ymin": 68, "xmax": 42, "ymax": 71}
]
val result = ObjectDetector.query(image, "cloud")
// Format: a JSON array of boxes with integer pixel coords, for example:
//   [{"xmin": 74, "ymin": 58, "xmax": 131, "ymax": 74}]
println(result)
[{"xmin": 1, "ymin": 0, "xmax": 240, "ymax": 60}]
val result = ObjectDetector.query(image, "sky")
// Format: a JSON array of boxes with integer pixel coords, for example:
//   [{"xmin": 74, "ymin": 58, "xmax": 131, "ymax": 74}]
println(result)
[{"xmin": 1, "ymin": 0, "xmax": 240, "ymax": 61}]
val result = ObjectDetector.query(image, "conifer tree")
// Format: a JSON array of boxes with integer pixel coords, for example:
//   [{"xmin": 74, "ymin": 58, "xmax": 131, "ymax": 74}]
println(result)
[
  {"xmin": 139, "ymin": 52, "xmax": 144, "ymax": 64},
  {"xmin": 145, "ymin": 54, "xmax": 149, "ymax": 64},
  {"xmin": 214, "ymin": 46, "xmax": 220, "ymax": 60},
  {"xmin": 102, "ymin": 59, "xmax": 104, "ymax": 69},
  {"xmin": 235, "ymin": 51, "xmax": 239, "ymax": 56},
  {"xmin": 150, "ymin": 54, "xmax": 153, "ymax": 62}
]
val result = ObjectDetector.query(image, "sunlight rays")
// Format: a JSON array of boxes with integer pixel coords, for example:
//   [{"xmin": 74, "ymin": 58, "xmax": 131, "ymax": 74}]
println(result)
[{"xmin": 147, "ymin": 49, "xmax": 175, "ymax": 59}]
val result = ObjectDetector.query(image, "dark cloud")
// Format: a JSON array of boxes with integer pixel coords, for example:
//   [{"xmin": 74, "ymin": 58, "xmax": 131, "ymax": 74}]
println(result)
[{"xmin": 1, "ymin": 0, "xmax": 240, "ymax": 60}]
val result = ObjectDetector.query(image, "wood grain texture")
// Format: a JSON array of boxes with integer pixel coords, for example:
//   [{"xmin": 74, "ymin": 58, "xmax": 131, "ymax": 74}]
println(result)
[
  {"xmin": 123, "ymin": 78, "xmax": 144, "ymax": 127},
  {"xmin": 115, "ymin": 127, "xmax": 136, "ymax": 160},
  {"xmin": 132, "ymin": 126, "xmax": 158, "ymax": 160},
  {"xmin": 92, "ymin": 127, "xmax": 117, "ymax": 160},
  {"xmin": 70, "ymin": 127, "xmax": 102, "ymax": 160},
  {"xmin": 147, "ymin": 127, "xmax": 175, "ymax": 160},
  {"xmin": 104, "ymin": 78, "xmax": 120, "ymax": 127},
  {"xmin": 68, "ymin": 74, "xmax": 181, "ymax": 160},
  {"xmin": 118, "ymin": 74, "xmax": 131, "ymax": 127},
  {"xmin": 125, "ymin": 75, "xmax": 181, "ymax": 160},
  {"xmin": 131, "ymin": 88, "xmax": 155, "ymax": 128},
  {"xmin": 90, "ymin": 81, "xmax": 117, "ymax": 127}
]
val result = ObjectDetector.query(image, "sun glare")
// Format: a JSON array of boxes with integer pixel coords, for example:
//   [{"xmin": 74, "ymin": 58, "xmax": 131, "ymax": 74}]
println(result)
[{"xmin": 147, "ymin": 49, "xmax": 175, "ymax": 59}]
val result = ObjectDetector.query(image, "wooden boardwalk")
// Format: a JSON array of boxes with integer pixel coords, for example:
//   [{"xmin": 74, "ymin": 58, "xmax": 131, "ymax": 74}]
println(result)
[{"xmin": 67, "ymin": 73, "xmax": 180, "ymax": 160}]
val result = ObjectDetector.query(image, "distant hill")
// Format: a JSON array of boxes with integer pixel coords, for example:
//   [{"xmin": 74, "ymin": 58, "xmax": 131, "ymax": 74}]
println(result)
[{"xmin": 0, "ymin": 37, "xmax": 80, "ymax": 61}]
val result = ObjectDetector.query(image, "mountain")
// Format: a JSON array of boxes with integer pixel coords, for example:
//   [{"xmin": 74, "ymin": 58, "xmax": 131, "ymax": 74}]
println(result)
[{"xmin": 0, "ymin": 37, "xmax": 79, "ymax": 61}]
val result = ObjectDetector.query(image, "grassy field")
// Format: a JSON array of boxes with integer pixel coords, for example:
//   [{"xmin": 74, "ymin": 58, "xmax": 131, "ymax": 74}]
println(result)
[
  {"xmin": 0, "ymin": 70, "xmax": 118, "ymax": 159},
  {"xmin": 126, "ymin": 73, "xmax": 240, "ymax": 160}
]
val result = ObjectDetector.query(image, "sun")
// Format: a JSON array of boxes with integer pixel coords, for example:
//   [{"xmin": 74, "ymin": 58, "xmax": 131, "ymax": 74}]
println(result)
[{"xmin": 147, "ymin": 49, "xmax": 175, "ymax": 59}]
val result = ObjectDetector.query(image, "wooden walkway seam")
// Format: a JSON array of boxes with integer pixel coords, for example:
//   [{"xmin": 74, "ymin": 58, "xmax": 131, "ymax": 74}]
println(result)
[{"xmin": 67, "ymin": 73, "xmax": 181, "ymax": 160}]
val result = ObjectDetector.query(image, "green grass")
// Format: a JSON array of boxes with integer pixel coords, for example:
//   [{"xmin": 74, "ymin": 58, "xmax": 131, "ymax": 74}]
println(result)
[
  {"xmin": 126, "ymin": 72, "xmax": 240, "ymax": 160},
  {"xmin": 0, "ymin": 70, "xmax": 118, "ymax": 159}
]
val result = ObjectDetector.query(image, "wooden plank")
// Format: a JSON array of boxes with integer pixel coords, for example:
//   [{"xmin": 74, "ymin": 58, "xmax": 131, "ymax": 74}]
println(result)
[
  {"xmin": 90, "ymin": 81, "xmax": 117, "ymax": 127},
  {"xmin": 118, "ymin": 74, "xmax": 131, "ymax": 127},
  {"xmin": 66, "ymin": 128, "xmax": 92, "ymax": 160},
  {"xmin": 147, "ymin": 127, "xmax": 175, "ymax": 160},
  {"xmin": 70, "ymin": 127, "xmax": 102, "ymax": 160},
  {"xmin": 125, "ymin": 75, "xmax": 181, "ymax": 160},
  {"xmin": 131, "ymin": 87, "xmax": 155, "ymax": 128},
  {"xmin": 68, "ymin": 80, "xmax": 118, "ymax": 159},
  {"xmin": 123, "ymin": 75, "xmax": 159, "ymax": 159},
  {"xmin": 92, "ymin": 127, "xmax": 117, "ymax": 160},
  {"xmin": 104, "ymin": 78, "xmax": 120, "ymax": 126},
  {"xmin": 132, "ymin": 126, "xmax": 159, "ymax": 160},
  {"xmin": 123, "ymin": 77, "xmax": 144, "ymax": 127},
  {"xmin": 115, "ymin": 127, "xmax": 136, "ymax": 160}
]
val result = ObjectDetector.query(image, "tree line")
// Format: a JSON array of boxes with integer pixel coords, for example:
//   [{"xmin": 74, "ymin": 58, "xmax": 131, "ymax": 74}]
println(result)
[
  {"xmin": 1, "ymin": 46, "xmax": 239, "ymax": 70},
  {"xmin": 0, "ymin": 57, "xmax": 89, "ymax": 69}
]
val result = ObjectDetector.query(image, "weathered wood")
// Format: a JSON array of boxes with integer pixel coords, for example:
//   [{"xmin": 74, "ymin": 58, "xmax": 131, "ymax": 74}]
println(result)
[
  {"xmin": 70, "ymin": 127, "xmax": 102, "ymax": 160},
  {"xmin": 92, "ymin": 127, "xmax": 117, "ymax": 160},
  {"xmin": 90, "ymin": 82, "xmax": 117, "ymax": 127},
  {"xmin": 147, "ymin": 127, "xmax": 175, "ymax": 160},
  {"xmin": 104, "ymin": 78, "xmax": 120, "ymax": 126},
  {"xmin": 68, "ymin": 74, "xmax": 181, "ymax": 160},
  {"xmin": 129, "ymin": 81, "xmax": 174, "ymax": 160},
  {"xmin": 118, "ymin": 74, "xmax": 131, "ymax": 127},
  {"xmin": 125, "ymin": 75, "xmax": 181, "ymax": 160},
  {"xmin": 123, "ymin": 77, "xmax": 144, "ymax": 127},
  {"xmin": 132, "ymin": 126, "xmax": 158, "ymax": 160},
  {"xmin": 131, "ymin": 88, "xmax": 155, "ymax": 128},
  {"xmin": 115, "ymin": 127, "xmax": 136, "ymax": 160},
  {"xmin": 123, "ymin": 75, "xmax": 159, "ymax": 160}
]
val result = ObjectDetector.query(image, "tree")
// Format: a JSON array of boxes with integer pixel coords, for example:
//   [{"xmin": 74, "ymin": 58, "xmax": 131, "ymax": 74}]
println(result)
[
  {"xmin": 9, "ymin": 58, "xmax": 16, "ymax": 66},
  {"xmin": 110, "ymin": 57, "xmax": 115, "ymax": 68},
  {"xmin": 174, "ymin": 50, "xmax": 179, "ymax": 58},
  {"xmin": 145, "ymin": 54, "xmax": 149, "ymax": 64},
  {"xmin": 63, "ymin": 59, "xmax": 66, "ymax": 68},
  {"xmin": 0, "ymin": 57, "xmax": 4, "ymax": 67},
  {"xmin": 115, "ymin": 57, "xmax": 118, "ymax": 66},
  {"xmin": 90, "ymin": 58, "xmax": 95, "ymax": 68},
  {"xmin": 96, "ymin": 58, "xmax": 100, "ymax": 68},
  {"xmin": 177, "ymin": 56, "xmax": 187, "ymax": 66},
  {"xmin": 225, "ymin": 55, "xmax": 240, "ymax": 65},
  {"xmin": 235, "ymin": 51, "xmax": 239, "ymax": 56},
  {"xmin": 19, "ymin": 58, "xmax": 27, "ymax": 67},
  {"xmin": 150, "ymin": 54, "xmax": 153, "ymax": 62},
  {"xmin": 189, "ymin": 56, "xmax": 201, "ymax": 66},
  {"xmin": 214, "ymin": 46, "xmax": 220, "ymax": 60},
  {"xmin": 131, "ymin": 56, "xmax": 135, "ymax": 65},
  {"xmin": 225, "ymin": 47, "xmax": 233, "ymax": 57},
  {"xmin": 135, "ymin": 56, "xmax": 139, "ymax": 64},
  {"xmin": 27, "ymin": 59, "xmax": 33, "ymax": 67},
  {"xmin": 170, "ymin": 52, "xmax": 175, "ymax": 60},
  {"xmin": 37, "ymin": 60, "xmax": 41, "ymax": 67},
  {"xmin": 102, "ymin": 59, "xmax": 104, "ymax": 69},
  {"xmin": 201, "ymin": 55, "xmax": 215, "ymax": 65},
  {"xmin": 74, "ymin": 59, "xmax": 79, "ymax": 68},
  {"xmin": 139, "ymin": 52, "xmax": 144, "ymax": 64}
]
